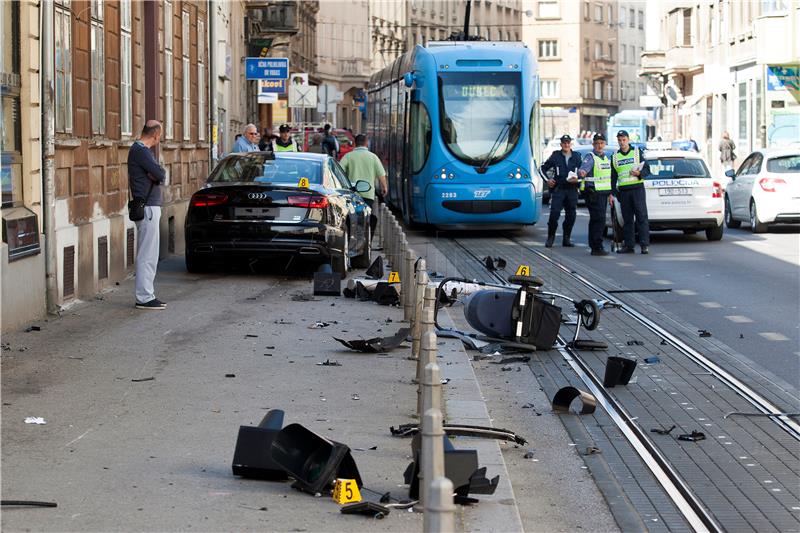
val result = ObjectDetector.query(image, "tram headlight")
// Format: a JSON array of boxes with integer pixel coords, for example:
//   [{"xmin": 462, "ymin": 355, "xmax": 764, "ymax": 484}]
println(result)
[
  {"xmin": 515, "ymin": 172, "xmax": 522, "ymax": 179},
  {"xmin": 448, "ymin": 173, "xmax": 454, "ymax": 179}
]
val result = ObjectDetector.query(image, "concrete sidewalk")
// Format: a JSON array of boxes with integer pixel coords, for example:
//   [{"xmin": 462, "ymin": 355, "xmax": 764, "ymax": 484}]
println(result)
[{"xmin": 1, "ymin": 254, "xmax": 525, "ymax": 532}]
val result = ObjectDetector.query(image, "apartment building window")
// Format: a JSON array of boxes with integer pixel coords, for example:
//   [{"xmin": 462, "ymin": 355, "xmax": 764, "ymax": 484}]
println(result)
[
  {"xmin": 583, "ymin": 79, "xmax": 589, "ymax": 98},
  {"xmin": 639, "ymin": 82, "xmax": 644, "ymax": 98},
  {"xmin": 584, "ymin": 39, "xmax": 590, "ymax": 61},
  {"xmin": 120, "ymin": 0, "xmax": 132, "ymax": 136},
  {"xmin": 621, "ymin": 44, "xmax": 627, "ymax": 64},
  {"xmin": 164, "ymin": 0, "xmax": 173, "ymax": 139},
  {"xmin": 182, "ymin": 10, "xmax": 190, "ymax": 141},
  {"xmin": 608, "ymin": 43, "xmax": 613, "ymax": 61},
  {"xmin": 538, "ymin": 40, "xmax": 558, "ymax": 59},
  {"xmin": 198, "ymin": 19, "xmax": 205, "ymax": 141},
  {"xmin": 607, "ymin": 82, "xmax": 614, "ymax": 100},
  {"xmin": 607, "ymin": 6, "xmax": 613, "ymax": 25},
  {"xmin": 638, "ymin": 10, "xmax": 644, "ymax": 29},
  {"xmin": 537, "ymin": 1, "xmax": 559, "ymax": 19},
  {"xmin": 594, "ymin": 41, "xmax": 602, "ymax": 60},
  {"xmin": 619, "ymin": 6, "xmax": 626, "ymax": 26},
  {"xmin": 682, "ymin": 8, "xmax": 692, "ymax": 45},
  {"xmin": 541, "ymin": 79, "xmax": 560, "ymax": 98},
  {"xmin": 738, "ymin": 82, "xmax": 747, "ymax": 141},
  {"xmin": 1, "ymin": 0, "xmax": 21, "ymax": 206},
  {"xmin": 584, "ymin": 1, "xmax": 590, "ymax": 20},
  {"xmin": 594, "ymin": 80, "xmax": 602, "ymax": 100},
  {"xmin": 761, "ymin": 0, "xmax": 787, "ymax": 14},
  {"xmin": 629, "ymin": 8, "xmax": 635, "ymax": 27},
  {"xmin": 90, "ymin": 0, "xmax": 105, "ymax": 135},
  {"xmin": 54, "ymin": 0, "xmax": 72, "ymax": 133},
  {"xmin": 594, "ymin": 4, "xmax": 603, "ymax": 22}
]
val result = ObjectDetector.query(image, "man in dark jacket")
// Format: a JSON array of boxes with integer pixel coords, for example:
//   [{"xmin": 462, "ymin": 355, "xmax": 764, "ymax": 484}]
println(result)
[
  {"xmin": 321, "ymin": 124, "xmax": 339, "ymax": 159},
  {"xmin": 541, "ymin": 135, "xmax": 582, "ymax": 247},
  {"xmin": 128, "ymin": 120, "xmax": 167, "ymax": 309}
]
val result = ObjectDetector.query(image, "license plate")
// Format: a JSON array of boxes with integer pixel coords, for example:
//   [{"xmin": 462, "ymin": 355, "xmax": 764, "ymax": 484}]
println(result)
[
  {"xmin": 235, "ymin": 207, "xmax": 279, "ymax": 219},
  {"xmin": 658, "ymin": 187, "xmax": 691, "ymax": 196}
]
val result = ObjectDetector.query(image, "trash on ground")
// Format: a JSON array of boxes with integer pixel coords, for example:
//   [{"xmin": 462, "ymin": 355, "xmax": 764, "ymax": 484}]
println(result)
[
  {"xmin": 650, "ymin": 425, "xmax": 676, "ymax": 435},
  {"xmin": 523, "ymin": 451, "xmax": 535, "ymax": 459},
  {"xmin": 131, "ymin": 377, "xmax": 155, "ymax": 382},
  {"xmin": 698, "ymin": 329, "xmax": 712, "ymax": 337},
  {"xmin": 309, "ymin": 321, "xmax": 335, "ymax": 329},
  {"xmin": 482, "ymin": 256, "xmax": 507, "ymax": 272},
  {"xmin": 225, "ymin": 374, "xmax": 236, "ymax": 378},
  {"xmin": 24, "ymin": 325, "xmax": 41, "ymax": 332},
  {"xmin": 333, "ymin": 327, "xmax": 410, "ymax": 353},
  {"xmin": 491, "ymin": 356, "xmax": 531, "ymax": 365},
  {"xmin": 365, "ymin": 256, "xmax": 384, "ymax": 280},
  {"xmin": 603, "ymin": 356, "xmax": 637, "ymax": 387},
  {"xmin": 0, "ymin": 500, "xmax": 58, "ymax": 508},
  {"xmin": 677, "ymin": 430, "xmax": 706, "ymax": 442},
  {"xmin": 390, "ymin": 423, "xmax": 527, "ymax": 445},
  {"xmin": 232, "ymin": 410, "xmax": 288, "ymax": 480},
  {"xmin": 24, "ymin": 417, "xmax": 46, "ymax": 425},
  {"xmin": 340, "ymin": 501, "xmax": 390, "ymax": 519},
  {"xmin": 291, "ymin": 293, "xmax": 319, "ymax": 302},
  {"xmin": 626, "ymin": 340, "xmax": 644, "ymax": 346},
  {"xmin": 521, "ymin": 403, "xmax": 535, "ymax": 409},
  {"xmin": 351, "ymin": 394, "xmax": 360, "ymax": 401},
  {"xmin": 644, "ymin": 356, "xmax": 661, "ymax": 364},
  {"xmin": 245, "ymin": 334, "xmax": 259, "ymax": 338},
  {"xmin": 440, "ymin": 378, "xmax": 451, "ymax": 385},
  {"xmin": 552, "ymin": 386, "xmax": 597, "ymax": 415},
  {"xmin": 584, "ymin": 446, "xmax": 601, "ymax": 455},
  {"xmin": 317, "ymin": 359, "xmax": 342, "ymax": 367},
  {"xmin": 501, "ymin": 365, "xmax": 513, "ymax": 371}
]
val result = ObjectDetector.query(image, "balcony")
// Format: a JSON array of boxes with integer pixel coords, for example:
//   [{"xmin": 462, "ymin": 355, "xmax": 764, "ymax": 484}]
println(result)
[
  {"xmin": 339, "ymin": 59, "xmax": 368, "ymax": 79},
  {"xmin": 591, "ymin": 59, "xmax": 616, "ymax": 78},
  {"xmin": 664, "ymin": 45, "xmax": 702, "ymax": 75},
  {"xmin": 639, "ymin": 50, "xmax": 665, "ymax": 76}
]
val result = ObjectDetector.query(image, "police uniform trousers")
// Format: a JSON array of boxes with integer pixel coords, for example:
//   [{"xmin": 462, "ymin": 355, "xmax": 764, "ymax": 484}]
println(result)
[
  {"xmin": 547, "ymin": 188, "xmax": 578, "ymax": 237},
  {"xmin": 586, "ymin": 189, "xmax": 609, "ymax": 251},
  {"xmin": 617, "ymin": 185, "xmax": 650, "ymax": 248}
]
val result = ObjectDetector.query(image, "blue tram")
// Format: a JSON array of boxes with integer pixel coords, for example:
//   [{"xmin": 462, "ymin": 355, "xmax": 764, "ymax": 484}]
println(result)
[{"xmin": 367, "ymin": 42, "xmax": 543, "ymax": 228}]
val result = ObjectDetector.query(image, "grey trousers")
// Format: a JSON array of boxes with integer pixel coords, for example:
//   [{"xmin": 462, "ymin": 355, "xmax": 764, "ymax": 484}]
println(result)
[{"xmin": 135, "ymin": 206, "xmax": 161, "ymax": 303}]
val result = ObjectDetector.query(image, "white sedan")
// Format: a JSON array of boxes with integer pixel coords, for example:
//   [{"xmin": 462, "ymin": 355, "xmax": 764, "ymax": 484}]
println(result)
[
  {"xmin": 724, "ymin": 149, "xmax": 800, "ymax": 233},
  {"xmin": 606, "ymin": 150, "xmax": 725, "ymax": 241}
]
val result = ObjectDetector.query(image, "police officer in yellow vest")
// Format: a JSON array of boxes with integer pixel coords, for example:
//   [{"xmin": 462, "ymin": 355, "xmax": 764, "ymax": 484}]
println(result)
[
  {"xmin": 272, "ymin": 124, "xmax": 299, "ymax": 152},
  {"xmin": 611, "ymin": 130, "xmax": 650, "ymax": 254},
  {"xmin": 578, "ymin": 133, "xmax": 613, "ymax": 256}
]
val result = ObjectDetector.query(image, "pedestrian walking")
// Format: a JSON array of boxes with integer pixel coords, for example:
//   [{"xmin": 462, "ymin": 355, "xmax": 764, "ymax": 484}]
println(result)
[
  {"xmin": 578, "ymin": 133, "xmax": 613, "ymax": 256},
  {"xmin": 128, "ymin": 120, "xmax": 167, "ymax": 310},
  {"xmin": 321, "ymin": 123, "xmax": 339, "ymax": 159},
  {"xmin": 541, "ymin": 134, "xmax": 582, "ymax": 248},
  {"xmin": 272, "ymin": 124, "xmax": 299, "ymax": 152},
  {"xmin": 611, "ymin": 130, "xmax": 650, "ymax": 254},
  {"xmin": 719, "ymin": 131, "xmax": 736, "ymax": 171},
  {"xmin": 339, "ymin": 134, "xmax": 387, "ymax": 238},
  {"xmin": 233, "ymin": 124, "xmax": 260, "ymax": 152}
]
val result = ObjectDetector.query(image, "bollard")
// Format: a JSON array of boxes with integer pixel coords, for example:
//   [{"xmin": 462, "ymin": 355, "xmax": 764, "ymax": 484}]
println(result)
[
  {"xmin": 403, "ymin": 251, "xmax": 415, "ymax": 321},
  {"xmin": 424, "ymin": 477, "xmax": 456, "ymax": 533},
  {"xmin": 411, "ymin": 260, "xmax": 428, "ymax": 360},
  {"xmin": 420, "ymin": 408, "xmax": 446, "ymax": 509},
  {"xmin": 416, "ymin": 307, "xmax": 437, "ymax": 416},
  {"xmin": 422, "ymin": 362, "xmax": 443, "ymax": 419}
]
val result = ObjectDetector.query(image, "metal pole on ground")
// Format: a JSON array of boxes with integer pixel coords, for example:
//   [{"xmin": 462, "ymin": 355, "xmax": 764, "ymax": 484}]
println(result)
[
  {"xmin": 420, "ymin": 407, "xmax": 446, "ymax": 510},
  {"xmin": 424, "ymin": 477, "xmax": 456, "ymax": 533}
]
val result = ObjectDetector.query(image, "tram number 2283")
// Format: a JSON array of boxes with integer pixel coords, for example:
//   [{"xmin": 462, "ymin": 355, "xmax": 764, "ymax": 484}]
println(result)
[{"xmin": 441, "ymin": 192, "xmax": 457, "ymax": 199}]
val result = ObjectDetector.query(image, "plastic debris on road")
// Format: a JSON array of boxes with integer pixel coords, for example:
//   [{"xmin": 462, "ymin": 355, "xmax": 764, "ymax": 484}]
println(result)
[{"xmin": 24, "ymin": 417, "xmax": 46, "ymax": 425}]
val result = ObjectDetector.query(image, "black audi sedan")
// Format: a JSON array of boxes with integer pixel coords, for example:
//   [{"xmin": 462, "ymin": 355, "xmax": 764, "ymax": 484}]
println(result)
[{"xmin": 185, "ymin": 152, "xmax": 372, "ymax": 274}]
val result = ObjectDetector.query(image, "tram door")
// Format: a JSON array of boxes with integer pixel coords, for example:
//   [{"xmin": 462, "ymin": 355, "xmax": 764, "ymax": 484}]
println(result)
[{"xmin": 401, "ymin": 91, "xmax": 412, "ymax": 223}]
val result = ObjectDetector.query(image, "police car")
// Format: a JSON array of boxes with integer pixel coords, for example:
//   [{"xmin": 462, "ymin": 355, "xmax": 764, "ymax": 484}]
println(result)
[{"xmin": 605, "ymin": 150, "xmax": 725, "ymax": 241}]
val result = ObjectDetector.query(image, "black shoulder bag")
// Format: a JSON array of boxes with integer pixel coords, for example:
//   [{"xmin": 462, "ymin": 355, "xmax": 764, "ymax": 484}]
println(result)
[{"xmin": 128, "ymin": 180, "xmax": 155, "ymax": 222}]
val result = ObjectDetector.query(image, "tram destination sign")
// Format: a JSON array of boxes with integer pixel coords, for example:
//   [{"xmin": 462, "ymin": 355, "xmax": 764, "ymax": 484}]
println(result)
[{"xmin": 246, "ymin": 57, "xmax": 289, "ymax": 80}]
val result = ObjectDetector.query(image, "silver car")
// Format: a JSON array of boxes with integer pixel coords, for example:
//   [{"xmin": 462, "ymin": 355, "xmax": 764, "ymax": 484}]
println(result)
[{"xmin": 724, "ymin": 149, "xmax": 800, "ymax": 233}]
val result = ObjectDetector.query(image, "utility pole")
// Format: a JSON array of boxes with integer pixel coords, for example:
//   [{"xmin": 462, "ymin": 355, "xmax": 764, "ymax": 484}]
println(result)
[
  {"xmin": 463, "ymin": 0, "xmax": 472, "ymax": 40},
  {"xmin": 41, "ymin": 0, "xmax": 58, "ymax": 314}
]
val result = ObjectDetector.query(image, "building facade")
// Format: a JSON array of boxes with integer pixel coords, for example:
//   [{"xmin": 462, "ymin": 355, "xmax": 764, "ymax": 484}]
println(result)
[
  {"xmin": 370, "ymin": 0, "xmax": 407, "ymax": 72},
  {"xmin": 640, "ymin": 0, "xmax": 799, "ymax": 173},
  {"xmin": 523, "ymin": 0, "xmax": 621, "ymax": 139},
  {"xmin": 617, "ymin": 2, "xmax": 647, "ymax": 111}
]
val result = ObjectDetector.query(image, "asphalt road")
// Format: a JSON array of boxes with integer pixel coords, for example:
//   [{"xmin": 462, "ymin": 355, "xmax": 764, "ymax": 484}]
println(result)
[{"xmin": 531, "ymin": 204, "xmax": 800, "ymax": 391}]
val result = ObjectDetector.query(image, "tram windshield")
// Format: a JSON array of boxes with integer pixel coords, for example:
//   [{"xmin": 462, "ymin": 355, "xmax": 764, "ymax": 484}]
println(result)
[{"xmin": 438, "ymin": 72, "xmax": 522, "ymax": 167}]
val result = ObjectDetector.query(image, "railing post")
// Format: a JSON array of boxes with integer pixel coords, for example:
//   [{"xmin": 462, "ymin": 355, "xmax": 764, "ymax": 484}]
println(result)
[
  {"xmin": 424, "ymin": 477, "xmax": 456, "ymax": 533},
  {"xmin": 420, "ymin": 408, "xmax": 446, "ymax": 511},
  {"xmin": 417, "ymin": 306, "xmax": 437, "ymax": 416},
  {"xmin": 403, "ymin": 250, "xmax": 415, "ymax": 321},
  {"xmin": 411, "ymin": 260, "xmax": 428, "ymax": 360}
]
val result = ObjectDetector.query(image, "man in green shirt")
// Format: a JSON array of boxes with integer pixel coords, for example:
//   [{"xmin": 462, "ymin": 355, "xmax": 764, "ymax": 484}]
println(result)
[{"xmin": 339, "ymin": 134, "xmax": 387, "ymax": 238}]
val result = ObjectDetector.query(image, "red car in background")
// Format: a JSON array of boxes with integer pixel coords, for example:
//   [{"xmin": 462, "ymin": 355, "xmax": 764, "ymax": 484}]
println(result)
[{"xmin": 291, "ymin": 128, "xmax": 355, "ymax": 159}]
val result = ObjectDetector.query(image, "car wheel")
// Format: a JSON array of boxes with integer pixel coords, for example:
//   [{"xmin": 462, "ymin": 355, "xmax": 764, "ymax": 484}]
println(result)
[
  {"xmin": 185, "ymin": 251, "xmax": 209, "ymax": 273},
  {"xmin": 351, "ymin": 223, "xmax": 372, "ymax": 269},
  {"xmin": 332, "ymin": 227, "xmax": 350, "ymax": 276},
  {"xmin": 705, "ymin": 223, "xmax": 724, "ymax": 241},
  {"xmin": 725, "ymin": 196, "xmax": 741, "ymax": 228},
  {"xmin": 749, "ymin": 200, "xmax": 767, "ymax": 234}
]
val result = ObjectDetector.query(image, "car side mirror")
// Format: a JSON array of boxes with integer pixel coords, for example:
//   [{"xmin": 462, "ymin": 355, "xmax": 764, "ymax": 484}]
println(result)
[
  {"xmin": 354, "ymin": 180, "xmax": 372, "ymax": 193},
  {"xmin": 724, "ymin": 169, "xmax": 735, "ymax": 179}
]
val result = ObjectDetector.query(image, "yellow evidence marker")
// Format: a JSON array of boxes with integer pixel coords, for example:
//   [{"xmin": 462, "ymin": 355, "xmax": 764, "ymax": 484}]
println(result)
[
  {"xmin": 387, "ymin": 271, "xmax": 401, "ymax": 283},
  {"xmin": 515, "ymin": 264, "xmax": 531, "ymax": 276},
  {"xmin": 332, "ymin": 478, "xmax": 361, "ymax": 504},
  {"xmin": 297, "ymin": 177, "xmax": 310, "ymax": 188}
]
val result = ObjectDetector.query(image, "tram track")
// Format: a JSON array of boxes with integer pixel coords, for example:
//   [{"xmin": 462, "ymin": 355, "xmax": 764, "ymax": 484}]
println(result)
[{"xmin": 448, "ymin": 237, "xmax": 723, "ymax": 532}]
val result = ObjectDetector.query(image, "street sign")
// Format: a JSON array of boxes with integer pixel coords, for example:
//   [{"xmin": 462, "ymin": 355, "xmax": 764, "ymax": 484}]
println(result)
[
  {"xmin": 245, "ymin": 57, "xmax": 289, "ymax": 80},
  {"xmin": 258, "ymin": 79, "xmax": 286, "ymax": 94},
  {"xmin": 767, "ymin": 66, "xmax": 799, "ymax": 92},
  {"xmin": 289, "ymin": 85, "xmax": 317, "ymax": 108},
  {"xmin": 257, "ymin": 94, "xmax": 278, "ymax": 104}
]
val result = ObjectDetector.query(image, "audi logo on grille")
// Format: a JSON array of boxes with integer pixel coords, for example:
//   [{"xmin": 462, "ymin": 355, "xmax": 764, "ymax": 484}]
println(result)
[{"xmin": 247, "ymin": 193, "xmax": 272, "ymax": 201}]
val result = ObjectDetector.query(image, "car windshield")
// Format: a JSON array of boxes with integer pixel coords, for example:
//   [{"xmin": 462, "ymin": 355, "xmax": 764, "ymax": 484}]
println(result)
[
  {"xmin": 438, "ymin": 71, "xmax": 521, "ymax": 166},
  {"xmin": 646, "ymin": 158, "xmax": 710, "ymax": 179},
  {"xmin": 208, "ymin": 154, "xmax": 323, "ymax": 185},
  {"xmin": 767, "ymin": 155, "xmax": 800, "ymax": 174}
]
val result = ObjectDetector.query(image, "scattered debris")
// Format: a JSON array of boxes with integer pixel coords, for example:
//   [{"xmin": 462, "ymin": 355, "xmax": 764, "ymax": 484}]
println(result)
[
  {"xmin": 523, "ymin": 451, "xmax": 535, "ymax": 459},
  {"xmin": 490, "ymin": 355, "xmax": 531, "ymax": 365},
  {"xmin": 309, "ymin": 321, "xmax": 338, "ymax": 329},
  {"xmin": 521, "ymin": 403, "xmax": 535, "ymax": 409},
  {"xmin": 291, "ymin": 293, "xmax": 319, "ymax": 302},
  {"xmin": 608, "ymin": 288, "xmax": 672, "ymax": 294},
  {"xmin": 316, "ymin": 359, "xmax": 342, "ymax": 367},
  {"xmin": 232, "ymin": 410, "xmax": 288, "ymax": 480},
  {"xmin": 0, "ymin": 500, "xmax": 57, "ymax": 508},
  {"xmin": 225, "ymin": 374, "xmax": 236, "ymax": 378},
  {"xmin": 650, "ymin": 425, "xmax": 676, "ymax": 435},
  {"xmin": 313, "ymin": 268, "xmax": 342, "ymax": 296},
  {"xmin": 131, "ymin": 377, "xmax": 155, "ymax": 382},
  {"xmin": 567, "ymin": 339, "xmax": 608, "ymax": 351},
  {"xmin": 353, "ymin": 446, "xmax": 378, "ymax": 451},
  {"xmin": 472, "ymin": 353, "xmax": 497, "ymax": 361},
  {"xmin": 698, "ymin": 329, "xmax": 712, "ymax": 338},
  {"xmin": 482, "ymin": 256, "xmax": 507, "ymax": 272},
  {"xmin": 274, "ymin": 319, "xmax": 294, "ymax": 325},
  {"xmin": 644, "ymin": 356, "xmax": 661, "ymax": 364},
  {"xmin": 67, "ymin": 356, "xmax": 84, "ymax": 360},
  {"xmin": 24, "ymin": 325, "xmax": 41, "ymax": 332},
  {"xmin": 603, "ymin": 356, "xmax": 637, "ymax": 387},
  {"xmin": 626, "ymin": 340, "xmax": 644, "ymax": 346},
  {"xmin": 365, "ymin": 256, "xmax": 385, "ymax": 280},
  {"xmin": 659, "ymin": 340, "xmax": 668, "ymax": 346},
  {"xmin": 390, "ymin": 423, "xmax": 527, "ymax": 445},
  {"xmin": 552, "ymin": 386, "xmax": 597, "ymax": 415},
  {"xmin": 351, "ymin": 394, "xmax": 360, "ymax": 401},
  {"xmin": 340, "ymin": 501, "xmax": 390, "ymax": 519},
  {"xmin": 245, "ymin": 334, "xmax": 259, "ymax": 338},
  {"xmin": 333, "ymin": 327, "xmax": 410, "ymax": 353},
  {"xmin": 500, "ymin": 366, "xmax": 513, "ymax": 371},
  {"xmin": 739, "ymin": 334, "xmax": 744, "ymax": 339},
  {"xmin": 584, "ymin": 446, "xmax": 601, "ymax": 455},
  {"xmin": 677, "ymin": 431, "xmax": 706, "ymax": 442},
  {"xmin": 440, "ymin": 378, "xmax": 451, "ymax": 385},
  {"xmin": 24, "ymin": 417, "xmax": 46, "ymax": 425},
  {"xmin": 723, "ymin": 411, "xmax": 800, "ymax": 419}
]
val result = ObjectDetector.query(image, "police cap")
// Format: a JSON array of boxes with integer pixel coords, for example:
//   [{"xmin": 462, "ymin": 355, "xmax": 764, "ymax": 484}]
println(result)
[
  {"xmin": 593, "ymin": 133, "xmax": 606, "ymax": 142},
  {"xmin": 279, "ymin": 124, "xmax": 291, "ymax": 133},
  {"xmin": 559, "ymin": 134, "xmax": 572, "ymax": 143},
  {"xmin": 616, "ymin": 130, "xmax": 629, "ymax": 138}
]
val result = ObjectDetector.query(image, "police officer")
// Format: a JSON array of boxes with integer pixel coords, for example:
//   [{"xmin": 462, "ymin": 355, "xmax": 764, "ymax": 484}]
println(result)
[
  {"xmin": 541, "ymin": 134, "xmax": 582, "ymax": 248},
  {"xmin": 611, "ymin": 130, "xmax": 650, "ymax": 254},
  {"xmin": 578, "ymin": 133, "xmax": 613, "ymax": 256},
  {"xmin": 272, "ymin": 124, "xmax": 299, "ymax": 152}
]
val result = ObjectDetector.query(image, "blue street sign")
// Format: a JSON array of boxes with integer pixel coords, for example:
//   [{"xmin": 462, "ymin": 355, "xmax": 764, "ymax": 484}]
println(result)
[
  {"xmin": 245, "ymin": 57, "xmax": 289, "ymax": 80},
  {"xmin": 259, "ymin": 79, "xmax": 286, "ymax": 94}
]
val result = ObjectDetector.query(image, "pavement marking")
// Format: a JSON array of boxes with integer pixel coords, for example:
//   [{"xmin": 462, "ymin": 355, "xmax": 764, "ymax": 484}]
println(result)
[
  {"xmin": 759, "ymin": 332, "xmax": 790, "ymax": 341},
  {"xmin": 699, "ymin": 301, "xmax": 723, "ymax": 308},
  {"xmin": 725, "ymin": 315, "xmax": 754, "ymax": 324},
  {"xmin": 617, "ymin": 262, "xmax": 633, "ymax": 267},
  {"xmin": 634, "ymin": 270, "xmax": 653, "ymax": 275},
  {"xmin": 65, "ymin": 428, "xmax": 93, "ymax": 447},
  {"xmin": 674, "ymin": 289, "xmax": 697, "ymax": 296},
  {"xmin": 653, "ymin": 279, "xmax": 673, "ymax": 285}
]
